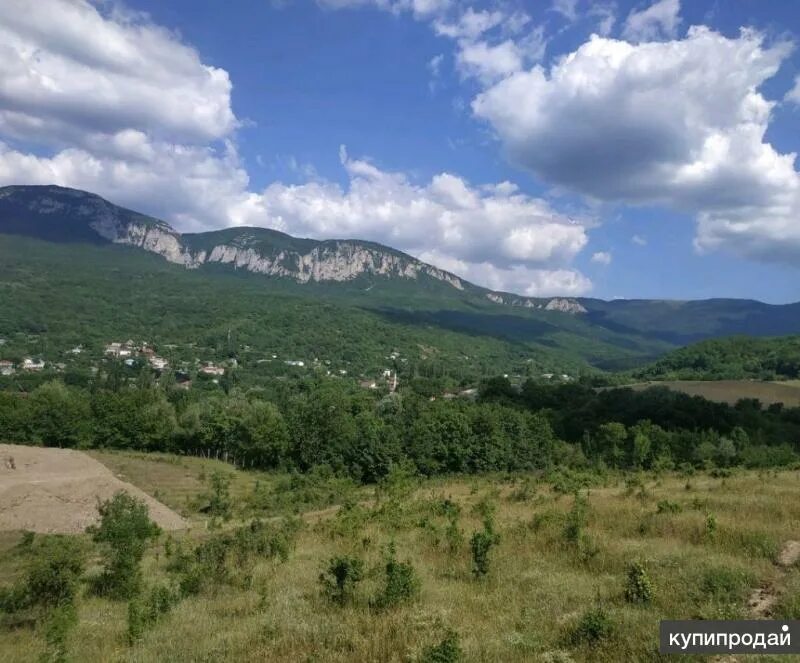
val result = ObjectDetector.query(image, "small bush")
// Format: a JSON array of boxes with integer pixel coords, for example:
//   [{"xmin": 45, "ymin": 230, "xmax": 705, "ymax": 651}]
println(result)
[
  {"xmin": 470, "ymin": 517, "xmax": 500, "ymax": 579},
  {"xmin": 697, "ymin": 566, "xmax": 752, "ymax": 606},
  {"xmin": 563, "ymin": 493, "xmax": 589, "ymax": 544},
  {"xmin": 127, "ymin": 583, "xmax": 181, "ymax": 643},
  {"xmin": 705, "ymin": 513, "xmax": 718, "ymax": 537},
  {"xmin": 232, "ymin": 518, "xmax": 299, "ymax": 563},
  {"xmin": 42, "ymin": 603, "xmax": 78, "ymax": 663},
  {"xmin": 624, "ymin": 562, "xmax": 653, "ymax": 604},
  {"xmin": 444, "ymin": 513, "xmax": 464, "ymax": 554},
  {"xmin": 420, "ymin": 630, "xmax": 462, "ymax": 663},
  {"xmin": 0, "ymin": 536, "xmax": 86, "ymax": 613},
  {"xmin": 568, "ymin": 606, "xmax": 614, "ymax": 645},
  {"xmin": 0, "ymin": 536, "xmax": 85, "ymax": 663},
  {"xmin": 372, "ymin": 544, "xmax": 420, "ymax": 610},
  {"xmin": 204, "ymin": 470, "xmax": 233, "ymax": 521},
  {"xmin": 319, "ymin": 555, "xmax": 364, "ymax": 606},
  {"xmin": 656, "ymin": 500, "xmax": 682, "ymax": 515}
]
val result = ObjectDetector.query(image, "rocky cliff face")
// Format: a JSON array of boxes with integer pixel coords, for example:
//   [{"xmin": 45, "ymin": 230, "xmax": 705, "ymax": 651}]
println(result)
[
  {"xmin": 485, "ymin": 292, "xmax": 587, "ymax": 314},
  {"xmin": 0, "ymin": 185, "xmax": 587, "ymax": 313}
]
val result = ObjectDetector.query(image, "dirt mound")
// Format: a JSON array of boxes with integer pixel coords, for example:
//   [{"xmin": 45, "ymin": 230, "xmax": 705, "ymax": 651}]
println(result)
[{"xmin": 0, "ymin": 444, "xmax": 185, "ymax": 534}]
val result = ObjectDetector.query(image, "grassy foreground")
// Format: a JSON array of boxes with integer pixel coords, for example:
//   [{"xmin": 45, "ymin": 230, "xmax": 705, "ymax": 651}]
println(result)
[{"xmin": 1, "ymin": 451, "xmax": 800, "ymax": 662}]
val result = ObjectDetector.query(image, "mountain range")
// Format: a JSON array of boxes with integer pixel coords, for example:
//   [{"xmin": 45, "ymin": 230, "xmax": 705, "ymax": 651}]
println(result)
[{"xmin": 3, "ymin": 184, "xmax": 800, "ymax": 373}]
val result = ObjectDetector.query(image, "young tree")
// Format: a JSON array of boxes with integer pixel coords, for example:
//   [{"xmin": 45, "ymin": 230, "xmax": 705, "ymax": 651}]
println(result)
[{"xmin": 87, "ymin": 492, "xmax": 160, "ymax": 599}]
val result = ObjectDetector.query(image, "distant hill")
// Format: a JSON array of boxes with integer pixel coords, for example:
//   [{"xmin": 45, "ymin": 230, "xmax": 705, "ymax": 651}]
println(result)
[
  {"xmin": 631, "ymin": 336, "xmax": 800, "ymax": 381},
  {"xmin": 3, "ymin": 184, "xmax": 800, "ymax": 376}
]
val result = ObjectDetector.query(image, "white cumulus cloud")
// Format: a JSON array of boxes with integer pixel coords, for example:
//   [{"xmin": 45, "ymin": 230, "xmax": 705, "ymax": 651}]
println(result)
[
  {"xmin": 473, "ymin": 26, "xmax": 800, "ymax": 264},
  {"xmin": 591, "ymin": 251, "xmax": 612, "ymax": 265}
]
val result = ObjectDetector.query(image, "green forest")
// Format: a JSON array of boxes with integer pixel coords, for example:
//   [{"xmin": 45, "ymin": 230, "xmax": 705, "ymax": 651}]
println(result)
[{"xmin": 2, "ymin": 371, "xmax": 798, "ymax": 483}]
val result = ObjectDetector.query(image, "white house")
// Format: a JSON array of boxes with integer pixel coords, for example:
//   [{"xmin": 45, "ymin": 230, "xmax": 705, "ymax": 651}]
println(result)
[
  {"xmin": 149, "ymin": 356, "xmax": 168, "ymax": 371},
  {"xmin": 22, "ymin": 358, "xmax": 45, "ymax": 371},
  {"xmin": 200, "ymin": 363, "xmax": 225, "ymax": 376},
  {"xmin": 0, "ymin": 360, "xmax": 14, "ymax": 376}
]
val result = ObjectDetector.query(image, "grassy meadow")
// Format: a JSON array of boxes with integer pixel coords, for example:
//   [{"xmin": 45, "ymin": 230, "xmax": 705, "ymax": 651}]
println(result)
[{"xmin": 1, "ymin": 452, "xmax": 800, "ymax": 662}]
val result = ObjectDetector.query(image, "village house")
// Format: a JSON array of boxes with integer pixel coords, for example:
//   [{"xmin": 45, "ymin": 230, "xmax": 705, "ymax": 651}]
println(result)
[
  {"xmin": 285, "ymin": 360, "xmax": 304, "ymax": 367},
  {"xmin": 22, "ymin": 358, "xmax": 45, "ymax": 371},
  {"xmin": 0, "ymin": 360, "xmax": 14, "ymax": 376},
  {"xmin": 199, "ymin": 362, "xmax": 225, "ymax": 377},
  {"xmin": 69, "ymin": 346, "xmax": 83, "ymax": 355},
  {"xmin": 149, "ymin": 356, "xmax": 168, "ymax": 371},
  {"xmin": 105, "ymin": 341, "xmax": 133, "ymax": 358},
  {"xmin": 359, "ymin": 379, "xmax": 378, "ymax": 390}
]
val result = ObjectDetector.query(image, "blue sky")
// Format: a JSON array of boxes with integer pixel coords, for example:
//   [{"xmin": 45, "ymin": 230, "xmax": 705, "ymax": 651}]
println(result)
[{"xmin": 0, "ymin": 0, "xmax": 799, "ymax": 301}]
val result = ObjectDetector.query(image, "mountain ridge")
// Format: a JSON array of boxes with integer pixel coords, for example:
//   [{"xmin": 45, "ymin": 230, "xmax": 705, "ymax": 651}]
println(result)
[{"xmin": 4, "ymin": 184, "xmax": 800, "ymax": 352}]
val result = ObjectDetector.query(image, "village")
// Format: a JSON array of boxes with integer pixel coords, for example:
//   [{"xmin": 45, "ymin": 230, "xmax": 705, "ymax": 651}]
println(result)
[
  {"xmin": 0, "ymin": 337, "xmax": 409, "ymax": 393},
  {"xmin": 0, "ymin": 333, "xmax": 575, "ymax": 399}
]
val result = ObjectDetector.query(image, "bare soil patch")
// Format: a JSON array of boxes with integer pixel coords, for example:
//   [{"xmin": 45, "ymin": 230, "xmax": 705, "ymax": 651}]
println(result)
[
  {"xmin": 748, "ymin": 540, "xmax": 800, "ymax": 618},
  {"xmin": 0, "ymin": 444, "xmax": 185, "ymax": 534}
]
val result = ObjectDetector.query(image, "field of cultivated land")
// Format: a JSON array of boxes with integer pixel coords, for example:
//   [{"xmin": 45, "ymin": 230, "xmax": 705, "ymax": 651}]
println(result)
[
  {"xmin": 0, "ymin": 450, "xmax": 799, "ymax": 662},
  {"xmin": 626, "ymin": 380, "xmax": 800, "ymax": 407}
]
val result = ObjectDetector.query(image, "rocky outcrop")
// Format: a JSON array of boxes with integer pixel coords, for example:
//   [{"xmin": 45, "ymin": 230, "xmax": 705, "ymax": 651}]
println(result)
[
  {"xmin": 545, "ymin": 298, "xmax": 588, "ymax": 314},
  {"xmin": 91, "ymin": 218, "xmax": 467, "ymax": 289},
  {"xmin": 485, "ymin": 292, "xmax": 587, "ymax": 314}
]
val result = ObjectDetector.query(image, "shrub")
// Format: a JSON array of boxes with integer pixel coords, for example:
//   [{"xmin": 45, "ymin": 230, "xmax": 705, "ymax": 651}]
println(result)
[
  {"xmin": 232, "ymin": 518, "xmax": 299, "ymax": 563},
  {"xmin": 624, "ymin": 562, "xmax": 653, "ymax": 604},
  {"xmin": 372, "ymin": 544, "xmax": 420, "ymax": 610},
  {"xmin": 87, "ymin": 491, "xmax": 160, "ymax": 600},
  {"xmin": 563, "ymin": 493, "xmax": 589, "ymax": 544},
  {"xmin": 0, "ymin": 536, "xmax": 85, "ymax": 663},
  {"xmin": 319, "ymin": 555, "xmax": 364, "ymax": 606},
  {"xmin": 204, "ymin": 470, "xmax": 233, "ymax": 521},
  {"xmin": 42, "ymin": 602, "xmax": 78, "ymax": 663},
  {"xmin": 444, "ymin": 513, "xmax": 464, "ymax": 554},
  {"xmin": 699, "ymin": 566, "xmax": 750, "ymax": 603},
  {"xmin": 705, "ymin": 513, "xmax": 718, "ymax": 537},
  {"xmin": 127, "ymin": 583, "xmax": 181, "ymax": 643},
  {"xmin": 568, "ymin": 606, "xmax": 614, "ymax": 645},
  {"xmin": 470, "ymin": 520, "xmax": 500, "ymax": 579},
  {"xmin": 0, "ymin": 536, "xmax": 86, "ymax": 613},
  {"xmin": 656, "ymin": 500, "xmax": 681, "ymax": 515},
  {"xmin": 421, "ymin": 630, "xmax": 462, "ymax": 663}
]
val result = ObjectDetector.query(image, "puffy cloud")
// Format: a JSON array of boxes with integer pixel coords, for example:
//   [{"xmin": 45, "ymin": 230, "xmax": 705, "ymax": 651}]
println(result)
[
  {"xmin": 473, "ymin": 27, "xmax": 800, "ymax": 263},
  {"xmin": 591, "ymin": 251, "xmax": 612, "ymax": 265},
  {"xmin": 254, "ymin": 148, "xmax": 589, "ymax": 271},
  {"xmin": 623, "ymin": 0, "xmax": 681, "ymax": 42},
  {"xmin": 0, "ymin": 0, "xmax": 236, "ymax": 146},
  {"xmin": 416, "ymin": 250, "xmax": 592, "ymax": 296},
  {"xmin": 456, "ymin": 40, "xmax": 527, "ymax": 83}
]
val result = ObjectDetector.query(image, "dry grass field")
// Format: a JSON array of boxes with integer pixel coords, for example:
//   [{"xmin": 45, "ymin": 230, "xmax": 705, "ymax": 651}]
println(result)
[
  {"xmin": 625, "ymin": 380, "xmax": 800, "ymax": 407},
  {"xmin": 1, "ymin": 451, "xmax": 799, "ymax": 662}
]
